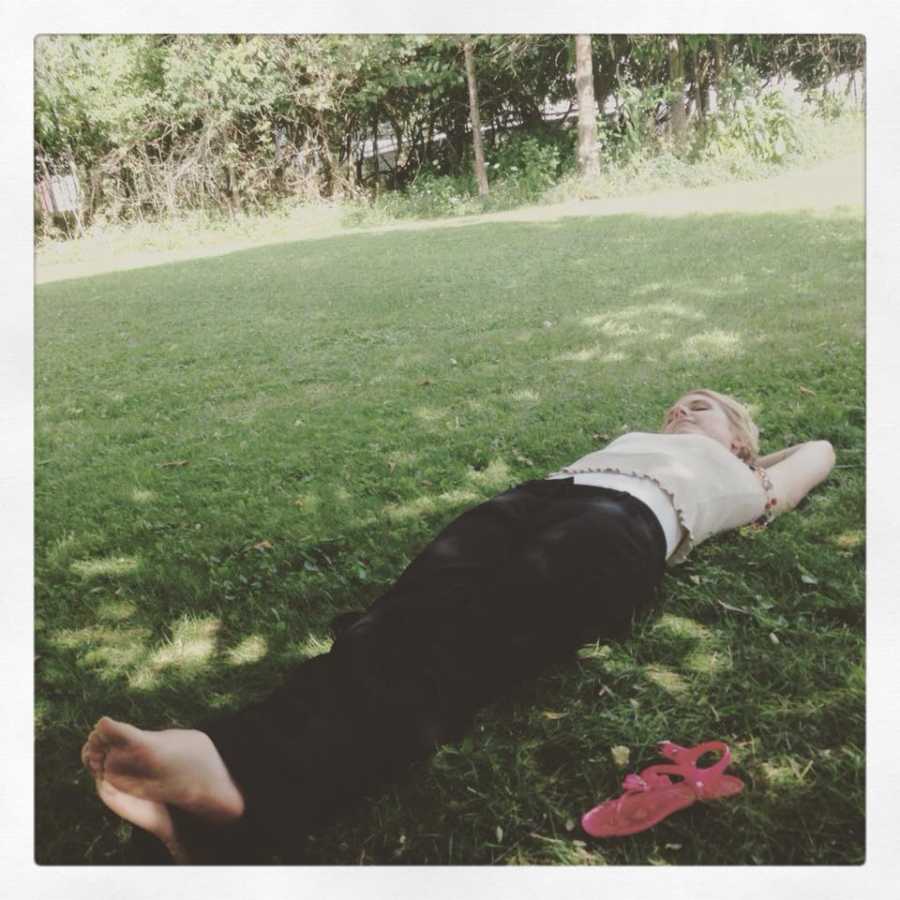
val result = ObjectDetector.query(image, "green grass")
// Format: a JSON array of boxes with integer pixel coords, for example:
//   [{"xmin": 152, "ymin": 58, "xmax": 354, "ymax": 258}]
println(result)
[
  {"xmin": 35, "ymin": 207, "xmax": 864, "ymax": 865},
  {"xmin": 35, "ymin": 114, "xmax": 862, "ymax": 270}
]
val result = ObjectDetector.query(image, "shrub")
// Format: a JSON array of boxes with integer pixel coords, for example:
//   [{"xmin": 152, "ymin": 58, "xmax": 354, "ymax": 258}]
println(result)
[
  {"xmin": 697, "ymin": 65, "xmax": 802, "ymax": 164},
  {"xmin": 345, "ymin": 131, "xmax": 574, "ymax": 223},
  {"xmin": 599, "ymin": 80, "xmax": 670, "ymax": 166},
  {"xmin": 485, "ymin": 132, "xmax": 571, "ymax": 201}
]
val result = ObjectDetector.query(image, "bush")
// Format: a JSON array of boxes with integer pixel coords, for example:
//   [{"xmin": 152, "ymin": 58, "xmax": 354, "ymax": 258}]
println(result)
[
  {"xmin": 485, "ymin": 132, "xmax": 571, "ymax": 200},
  {"xmin": 598, "ymin": 80, "xmax": 670, "ymax": 166},
  {"xmin": 405, "ymin": 170, "xmax": 483, "ymax": 217},
  {"xmin": 344, "ymin": 131, "xmax": 574, "ymax": 224},
  {"xmin": 697, "ymin": 65, "xmax": 802, "ymax": 164},
  {"xmin": 804, "ymin": 86, "xmax": 856, "ymax": 121}
]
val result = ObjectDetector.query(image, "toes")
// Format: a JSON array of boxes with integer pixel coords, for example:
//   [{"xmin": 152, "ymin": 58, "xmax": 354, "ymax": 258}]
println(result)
[
  {"xmin": 86, "ymin": 725, "xmax": 107, "ymax": 747},
  {"xmin": 96, "ymin": 716, "xmax": 145, "ymax": 746},
  {"xmin": 82, "ymin": 728, "xmax": 110, "ymax": 770},
  {"xmin": 84, "ymin": 727, "xmax": 108, "ymax": 754},
  {"xmin": 95, "ymin": 777, "xmax": 174, "ymax": 837},
  {"xmin": 81, "ymin": 741, "xmax": 105, "ymax": 776}
]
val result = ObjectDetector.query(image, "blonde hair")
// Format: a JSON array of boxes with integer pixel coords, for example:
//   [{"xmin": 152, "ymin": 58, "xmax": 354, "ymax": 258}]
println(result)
[{"xmin": 663, "ymin": 388, "xmax": 760, "ymax": 462}]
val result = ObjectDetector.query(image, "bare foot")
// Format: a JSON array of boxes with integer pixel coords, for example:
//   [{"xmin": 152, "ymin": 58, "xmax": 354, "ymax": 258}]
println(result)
[{"xmin": 81, "ymin": 716, "xmax": 245, "ymax": 863}]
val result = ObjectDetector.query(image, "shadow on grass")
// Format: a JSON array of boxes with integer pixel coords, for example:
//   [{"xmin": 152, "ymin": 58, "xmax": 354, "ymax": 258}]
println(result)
[
  {"xmin": 36, "ymin": 536, "xmax": 864, "ymax": 864},
  {"xmin": 35, "ymin": 208, "xmax": 864, "ymax": 864}
]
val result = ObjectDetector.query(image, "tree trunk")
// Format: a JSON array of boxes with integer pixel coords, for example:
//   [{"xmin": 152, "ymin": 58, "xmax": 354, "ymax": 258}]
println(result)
[
  {"xmin": 667, "ymin": 34, "xmax": 687, "ymax": 146},
  {"xmin": 592, "ymin": 37, "xmax": 617, "ymax": 123},
  {"xmin": 692, "ymin": 80, "xmax": 702, "ymax": 120},
  {"xmin": 391, "ymin": 119, "xmax": 403, "ymax": 189},
  {"xmin": 575, "ymin": 34, "xmax": 601, "ymax": 178},
  {"xmin": 372, "ymin": 116, "xmax": 380, "ymax": 194},
  {"xmin": 462, "ymin": 38, "xmax": 489, "ymax": 197},
  {"xmin": 713, "ymin": 35, "xmax": 727, "ymax": 114}
]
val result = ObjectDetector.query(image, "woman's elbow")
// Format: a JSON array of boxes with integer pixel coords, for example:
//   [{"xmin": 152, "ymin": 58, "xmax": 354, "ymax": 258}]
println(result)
[
  {"xmin": 809, "ymin": 440, "xmax": 837, "ymax": 485},
  {"xmin": 818, "ymin": 440, "xmax": 837, "ymax": 473}
]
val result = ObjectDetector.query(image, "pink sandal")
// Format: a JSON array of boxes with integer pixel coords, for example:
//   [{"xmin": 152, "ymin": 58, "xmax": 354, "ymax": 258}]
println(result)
[{"xmin": 581, "ymin": 740, "xmax": 745, "ymax": 838}]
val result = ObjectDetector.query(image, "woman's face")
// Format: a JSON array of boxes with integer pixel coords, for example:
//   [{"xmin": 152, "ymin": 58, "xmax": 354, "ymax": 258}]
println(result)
[{"xmin": 662, "ymin": 392, "xmax": 736, "ymax": 452}]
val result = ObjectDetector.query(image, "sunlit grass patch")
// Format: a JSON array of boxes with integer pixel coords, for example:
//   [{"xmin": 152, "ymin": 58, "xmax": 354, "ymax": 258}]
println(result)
[
  {"xmin": 690, "ymin": 286, "xmax": 731, "ymax": 299},
  {"xmin": 95, "ymin": 599, "xmax": 138, "ymax": 622},
  {"xmin": 130, "ymin": 488, "xmax": 157, "ymax": 504},
  {"xmin": 757, "ymin": 755, "xmax": 815, "ymax": 788},
  {"xmin": 631, "ymin": 281, "xmax": 666, "ymax": 296},
  {"xmin": 127, "ymin": 665, "xmax": 161, "ymax": 690},
  {"xmin": 70, "ymin": 556, "xmax": 140, "ymax": 579},
  {"xmin": 44, "ymin": 532, "xmax": 84, "ymax": 569},
  {"xmin": 149, "ymin": 615, "xmax": 220, "ymax": 671},
  {"xmin": 82, "ymin": 641, "xmax": 148, "ymax": 677},
  {"xmin": 677, "ymin": 329, "xmax": 743, "ymax": 361},
  {"xmin": 384, "ymin": 494, "xmax": 439, "ymax": 522},
  {"xmin": 383, "ymin": 488, "xmax": 480, "ymax": 523},
  {"xmin": 599, "ymin": 320, "xmax": 645, "ymax": 338},
  {"xmin": 644, "ymin": 664, "xmax": 691, "ymax": 696},
  {"xmin": 50, "ymin": 623, "xmax": 153, "ymax": 683},
  {"xmin": 288, "ymin": 633, "xmax": 333, "ymax": 660},
  {"xmin": 124, "ymin": 616, "xmax": 221, "ymax": 689},
  {"xmin": 467, "ymin": 458, "xmax": 513, "ymax": 490},
  {"xmin": 226, "ymin": 634, "xmax": 268, "ymax": 666},
  {"xmin": 831, "ymin": 529, "xmax": 864, "ymax": 549},
  {"xmin": 51, "ymin": 624, "xmax": 152, "ymax": 652},
  {"xmin": 557, "ymin": 346, "xmax": 627, "ymax": 364},
  {"xmin": 590, "ymin": 301, "xmax": 706, "ymax": 324},
  {"xmin": 577, "ymin": 643, "xmax": 614, "ymax": 661},
  {"xmin": 653, "ymin": 614, "xmax": 713, "ymax": 642},
  {"xmin": 414, "ymin": 405, "xmax": 449, "ymax": 424},
  {"xmin": 684, "ymin": 647, "xmax": 732, "ymax": 674}
]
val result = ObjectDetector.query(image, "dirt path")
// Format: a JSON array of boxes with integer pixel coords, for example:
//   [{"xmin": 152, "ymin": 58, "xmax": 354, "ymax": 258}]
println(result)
[{"xmin": 35, "ymin": 151, "xmax": 863, "ymax": 286}]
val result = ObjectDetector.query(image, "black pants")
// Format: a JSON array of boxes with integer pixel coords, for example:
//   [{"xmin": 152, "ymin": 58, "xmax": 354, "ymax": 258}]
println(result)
[{"xmin": 180, "ymin": 479, "xmax": 666, "ymax": 863}]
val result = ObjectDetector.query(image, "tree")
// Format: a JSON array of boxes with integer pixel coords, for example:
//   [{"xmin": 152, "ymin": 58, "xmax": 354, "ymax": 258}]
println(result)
[
  {"xmin": 574, "ymin": 34, "xmax": 600, "ymax": 177},
  {"xmin": 34, "ymin": 33, "xmax": 865, "ymax": 230},
  {"xmin": 667, "ymin": 34, "xmax": 688, "ymax": 145},
  {"xmin": 462, "ymin": 38, "xmax": 490, "ymax": 197}
]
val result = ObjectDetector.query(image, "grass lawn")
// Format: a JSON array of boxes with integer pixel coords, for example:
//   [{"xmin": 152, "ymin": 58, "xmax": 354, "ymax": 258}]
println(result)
[{"xmin": 35, "ymin": 206, "xmax": 864, "ymax": 865}]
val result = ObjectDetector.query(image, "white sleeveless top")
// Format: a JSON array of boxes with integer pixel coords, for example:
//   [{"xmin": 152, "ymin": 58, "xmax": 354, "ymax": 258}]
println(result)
[{"xmin": 547, "ymin": 432, "xmax": 768, "ymax": 565}]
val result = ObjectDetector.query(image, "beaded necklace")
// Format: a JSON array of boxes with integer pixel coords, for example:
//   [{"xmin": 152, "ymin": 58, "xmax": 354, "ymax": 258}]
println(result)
[{"xmin": 747, "ymin": 462, "xmax": 777, "ymax": 528}]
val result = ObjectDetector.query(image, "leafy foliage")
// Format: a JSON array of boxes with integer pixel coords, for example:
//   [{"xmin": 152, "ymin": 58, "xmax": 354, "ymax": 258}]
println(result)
[
  {"xmin": 699, "ymin": 65, "xmax": 802, "ymax": 164},
  {"xmin": 34, "ymin": 34, "xmax": 864, "ymax": 234}
]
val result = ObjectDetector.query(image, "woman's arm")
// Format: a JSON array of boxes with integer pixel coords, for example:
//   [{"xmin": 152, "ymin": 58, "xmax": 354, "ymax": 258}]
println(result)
[
  {"xmin": 763, "ymin": 440, "xmax": 836, "ymax": 515},
  {"xmin": 756, "ymin": 444, "xmax": 805, "ymax": 468}
]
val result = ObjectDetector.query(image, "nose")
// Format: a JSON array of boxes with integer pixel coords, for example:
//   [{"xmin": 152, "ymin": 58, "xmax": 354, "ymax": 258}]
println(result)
[{"xmin": 672, "ymin": 404, "xmax": 688, "ymax": 420}]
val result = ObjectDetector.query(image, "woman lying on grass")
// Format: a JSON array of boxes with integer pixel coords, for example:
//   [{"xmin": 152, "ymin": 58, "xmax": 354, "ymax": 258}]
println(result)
[{"xmin": 81, "ymin": 389, "xmax": 835, "ymax": 864}]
